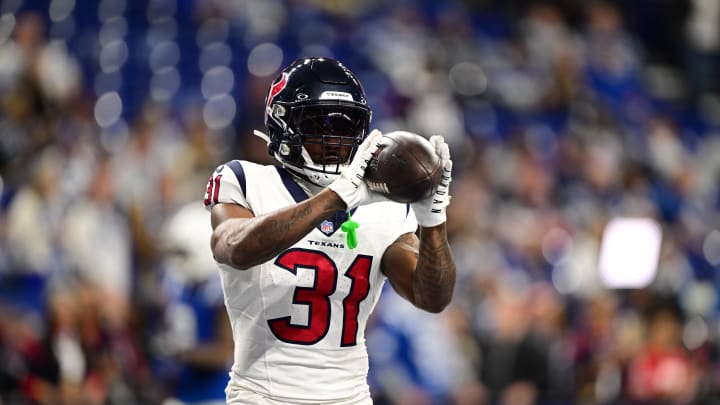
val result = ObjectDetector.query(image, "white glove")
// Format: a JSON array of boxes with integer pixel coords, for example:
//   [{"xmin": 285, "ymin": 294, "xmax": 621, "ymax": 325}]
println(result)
[
  {"xmin": 411, "ymin": 135, "xmax": 452, "ymax": 227},
  {"xmin": 328, "ymin": 129, "xmax": 388, "ymax": 210}
]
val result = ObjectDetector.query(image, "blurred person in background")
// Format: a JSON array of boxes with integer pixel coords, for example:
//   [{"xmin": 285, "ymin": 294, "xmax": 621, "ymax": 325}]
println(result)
[
  {"xmin": 62, "ymin": 155, "xmax": 131, "ymax": 328},
  {"xmin": 571, "ymin": 292, "xmax": 623, "ymax": 403},
  {"xmin": 0, "ymin": 11, "xmax": 79, "ymax": 101},
  {"xmin": 155, "ymin": 202, "xmax": 232, "ymax": 405},
  {"xmin": 0, "ymin": 11, "xmax": 80, "ymax": 184},
  {"xmin": 581, "ymin": 0, "xmax": 646, "ymax": 125},
  {"xmin": 524, "ymin": 282, "xmax": 576, "ymax": 404},
  {"xmin": 627, "ymin": 306, "xmax": 700, "ymax": 404},
  {"xmin": 0, "ymin": 290, "xmax": 70, "ymax": 405},
  {"xmin": 0, "ymin": 281, "xmax": 144, "ymax": 405},
  {"xmin": 113, "ymin": 103, "xmax": 187, "ymax": 271},
  {"xmin": 61, "ymin": 155, "xmax": 149, "ymax": 404},
  {"xmin": 0, "ymin": 76, "xmax": 49, "ymax": 183},
  {"xmin": 205, "ymin": 57, "xmax": 455, "ymax": 404},
  {"xmin": 5, "ymin": 148, "xmax": 65, "ymax": 280},
  {"xmin": 367, "ymin": 286, "xmax": 483, "ymax": 405},
  {"xmin": 684, "ymin": 0, "xmax": 720, "ymax": 100},
  {"xmin": 473, "ymin": 277, "xmax": 547, "ymax": 405}
]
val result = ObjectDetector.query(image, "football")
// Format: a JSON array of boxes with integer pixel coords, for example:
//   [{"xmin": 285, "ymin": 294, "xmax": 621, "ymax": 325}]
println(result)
[{"xmin": 364, "ymin": 131, "xmax": 442, "ymax": 203}]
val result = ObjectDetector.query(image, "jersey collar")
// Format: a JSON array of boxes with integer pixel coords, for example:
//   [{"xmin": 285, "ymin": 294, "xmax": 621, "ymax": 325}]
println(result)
[{"xmin": 276, "ymin": 167, "xmax": 309, "ymax": 203}]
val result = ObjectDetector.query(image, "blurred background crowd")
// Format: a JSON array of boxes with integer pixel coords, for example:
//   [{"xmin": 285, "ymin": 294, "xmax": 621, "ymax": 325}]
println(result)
[{"xmin": 1, "ymin": 0, "xmax": 720, "ymax": 404}]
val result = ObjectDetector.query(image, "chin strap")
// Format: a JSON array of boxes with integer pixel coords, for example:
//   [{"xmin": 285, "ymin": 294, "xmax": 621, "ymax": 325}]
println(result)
[
  {"xmin": 340, "ymin": 212, "xmax": 359, "ymax": 249},
  {"xmin": 253, "ymin": 129, "xmax": 271, "ymax": 143}
]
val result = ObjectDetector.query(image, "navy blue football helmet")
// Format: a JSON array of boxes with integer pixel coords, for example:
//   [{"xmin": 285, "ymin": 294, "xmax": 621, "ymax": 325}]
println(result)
[{"xmin": 257, "ymin": 57, "xmax": 372, "ymax": 186}]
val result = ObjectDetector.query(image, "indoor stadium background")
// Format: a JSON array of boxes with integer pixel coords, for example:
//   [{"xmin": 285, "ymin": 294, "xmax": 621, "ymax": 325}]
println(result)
[{"xmin": 1, "ymin": 0, "xmax": 720, "ymax": 404}]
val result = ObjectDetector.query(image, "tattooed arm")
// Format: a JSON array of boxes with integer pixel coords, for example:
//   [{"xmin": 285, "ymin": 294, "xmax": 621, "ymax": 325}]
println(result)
[
  {"xmin": 381, "ymin": 224, "xmax": 456, "ymax": 313},
  {"xmin": 210, "ymin": 131, "xmax": 385, "ymax": 271},
  {"xmin": 210, "ymin": 188, "xmax": 345, "ymax": 270}
]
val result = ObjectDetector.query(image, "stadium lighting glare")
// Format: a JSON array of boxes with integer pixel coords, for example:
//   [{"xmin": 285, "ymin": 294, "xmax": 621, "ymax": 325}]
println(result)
[
  {"xmin": 702, "ymin": 230, "xmax": 720, "ymax": 265},
  {"xmin": 598, "ymin": 217, "xmax": 662, "ymax": 289},
  {"xmin": 150, "ymin": 67, "xmax": 180, "ymax": 102},
  {"xmin": 203, "ymin": 95, "xmax": 236, "ymax": 130},
  {"xmin": 94, "ymin": 91, "xmax": 123, "ymax": 128},
  {"xmin": 247, "ymin": 43, "xmax": 283, "ymax": 77},
  {"xmin": 199, "ymin": 42, "xmax": 232, "ymax": 72},
  {"xmin": 201, "ymin": 66, "xmax": 234, "ymax": 99},
  {"xmin": 149, "ymin": 40, "xmax": 180, "ymax": 72},
  {"xmin": 49, "ymin": 0, "xmax": 76, "ymax": 22}
]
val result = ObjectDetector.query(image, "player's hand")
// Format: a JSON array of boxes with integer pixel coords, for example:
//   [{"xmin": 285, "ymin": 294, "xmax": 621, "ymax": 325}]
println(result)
[
  {"xmin": 411, "ymin": 135, "xmax": 452, "ymax": 227},
  {"xmin": 328, "ymin": 129, "xmax": 388, "ymax": 210}
]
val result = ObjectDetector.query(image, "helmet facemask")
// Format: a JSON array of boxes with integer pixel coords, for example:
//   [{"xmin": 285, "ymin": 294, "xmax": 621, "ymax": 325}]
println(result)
[{"xmin": 273, "ymin": 102, "xmax": 370, "ymax": 187}]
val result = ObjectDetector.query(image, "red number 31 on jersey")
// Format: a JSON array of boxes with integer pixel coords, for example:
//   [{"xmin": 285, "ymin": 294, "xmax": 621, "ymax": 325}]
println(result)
[{"xmin": 204, "ymin": 174, "xmax": 222, "ymax": 206}]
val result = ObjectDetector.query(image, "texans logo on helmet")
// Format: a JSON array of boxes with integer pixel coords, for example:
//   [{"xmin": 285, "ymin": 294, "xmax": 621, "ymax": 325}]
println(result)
[{"xmin": 266, "ymin": 72, "xmax": 289, "ymax": 117}]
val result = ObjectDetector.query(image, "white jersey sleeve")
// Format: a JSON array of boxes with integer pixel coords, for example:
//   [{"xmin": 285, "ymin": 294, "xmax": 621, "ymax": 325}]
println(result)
[{"xmin": 203, "ymin": 160, "xmax": 251, "ymax": 211}]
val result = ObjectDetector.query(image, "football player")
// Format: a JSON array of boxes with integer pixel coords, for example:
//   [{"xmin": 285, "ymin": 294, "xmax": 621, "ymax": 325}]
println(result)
[
  {"xmin": 204, "ymin": 57, "xmax": 455, "ymax": 404},
  {"xmin": 159, "ymin": 202, "xmax": 232, "ymax": 405}
]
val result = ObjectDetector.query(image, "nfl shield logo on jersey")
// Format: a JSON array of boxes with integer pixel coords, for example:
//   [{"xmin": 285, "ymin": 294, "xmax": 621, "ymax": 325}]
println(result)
[{"xmin": 320, "ymin": 220, "xmax": 334, "ymax": 234}]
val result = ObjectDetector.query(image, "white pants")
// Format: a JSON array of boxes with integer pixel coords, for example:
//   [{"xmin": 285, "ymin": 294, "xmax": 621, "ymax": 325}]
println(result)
[{"xmin": 225, "ymin": 383, "xmax": 373, "ymax": 405}]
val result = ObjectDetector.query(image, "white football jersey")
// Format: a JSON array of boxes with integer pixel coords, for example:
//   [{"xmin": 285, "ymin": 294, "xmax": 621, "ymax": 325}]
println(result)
[{"xmin": 203, "ymin": 160, "xmax": 417, "ymax": 404}]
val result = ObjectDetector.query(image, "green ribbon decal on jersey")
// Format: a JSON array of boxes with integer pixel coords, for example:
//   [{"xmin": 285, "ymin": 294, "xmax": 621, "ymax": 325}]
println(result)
[{"xmin": 340, "ymin": 213, "xmax": 359, "ymax": 249}]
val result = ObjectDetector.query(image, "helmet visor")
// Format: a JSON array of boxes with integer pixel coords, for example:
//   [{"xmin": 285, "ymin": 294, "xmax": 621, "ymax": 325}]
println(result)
[{"xmin": 292, "ymin": 104, "xmax": 370, "ymax": 167}]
